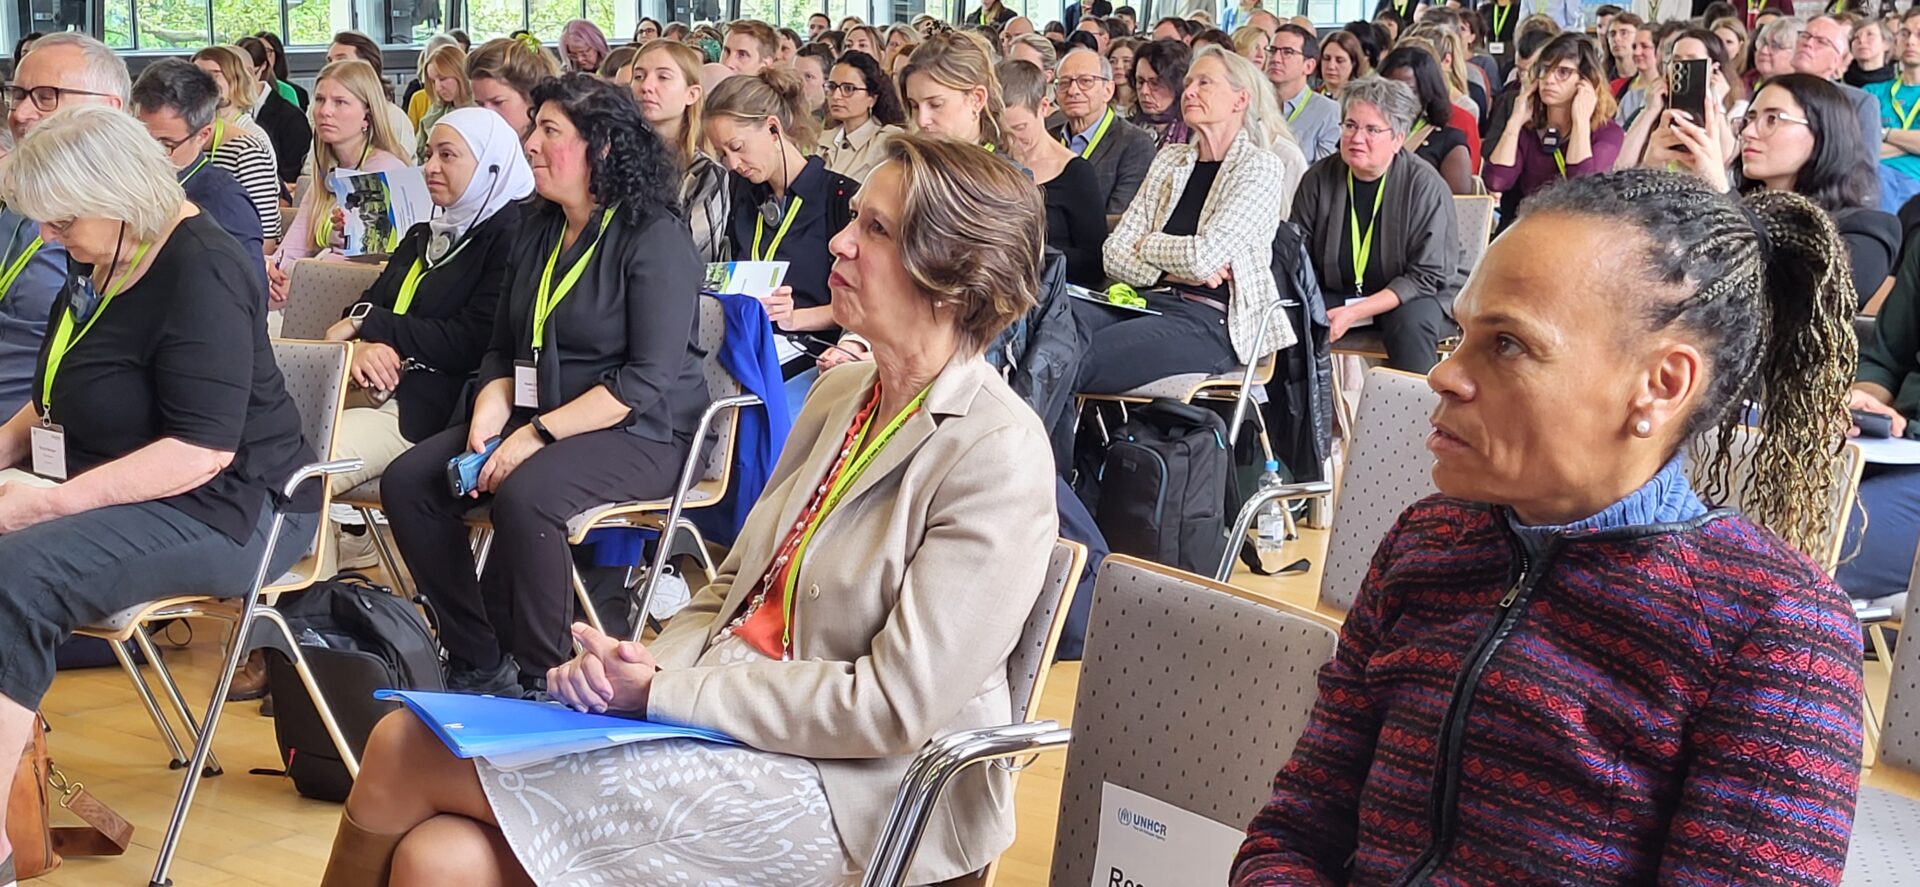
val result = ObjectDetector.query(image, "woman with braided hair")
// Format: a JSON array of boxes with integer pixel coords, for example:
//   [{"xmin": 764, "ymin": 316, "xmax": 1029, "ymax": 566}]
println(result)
[{"xmin": 1236, "ymin": 169, "xmax": 1864, "ymax": 886}]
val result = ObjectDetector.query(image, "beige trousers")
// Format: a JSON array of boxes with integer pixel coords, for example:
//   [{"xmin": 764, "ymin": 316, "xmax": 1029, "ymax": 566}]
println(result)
[{"xmin": 330, "ymin": 395, "xmax": 411, "ymax": 496}]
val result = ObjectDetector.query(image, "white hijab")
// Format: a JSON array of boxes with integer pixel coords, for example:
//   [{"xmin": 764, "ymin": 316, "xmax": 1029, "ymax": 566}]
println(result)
[{"xmin": 424, "ymin": 107, "xmax": 535, "ymax": 264}]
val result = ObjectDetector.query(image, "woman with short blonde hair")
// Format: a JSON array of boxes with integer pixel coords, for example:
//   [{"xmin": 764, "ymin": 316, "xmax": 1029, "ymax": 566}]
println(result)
[{"xmin": 271, "ymin": 59, "xmax": 410, "ymax": 296}]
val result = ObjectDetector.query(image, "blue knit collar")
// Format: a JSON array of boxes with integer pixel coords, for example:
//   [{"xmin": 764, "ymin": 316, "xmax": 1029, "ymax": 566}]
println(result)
[{"xmin": 1508, "ymin": 454, "xmax": 1708, "ymax": 545}]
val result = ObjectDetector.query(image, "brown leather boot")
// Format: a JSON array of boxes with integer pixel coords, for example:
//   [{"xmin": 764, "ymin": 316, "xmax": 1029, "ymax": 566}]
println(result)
[
  {"xmin": 318, "ymin": 809, "xmax": 404, "ymax": 887},
  {"xmin": 226, "ymin": 650, "xmax": 269, "ymax": 702}
]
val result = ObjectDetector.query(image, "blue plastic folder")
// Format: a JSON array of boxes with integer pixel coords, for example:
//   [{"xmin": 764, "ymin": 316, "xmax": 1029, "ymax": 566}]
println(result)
[{"xmin": 374, "ymin": 690, "xmax": 736, "ymax": 768}]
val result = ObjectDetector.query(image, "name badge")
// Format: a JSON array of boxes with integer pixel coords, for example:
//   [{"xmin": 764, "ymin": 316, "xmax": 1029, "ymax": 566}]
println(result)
[
  {"xmin": 30, "ymin": 423, "xmax": 67, "ymax": 481},
  {"xmin": 1489, "ymin": 41, "xmax": 1506, "ymax": 55},
  {"xmin": 514, "ymin": 360, "xmax": 538, "ymax": 409}
]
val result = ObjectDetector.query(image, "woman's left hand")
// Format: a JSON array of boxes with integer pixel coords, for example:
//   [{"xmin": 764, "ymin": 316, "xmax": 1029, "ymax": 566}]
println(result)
[
  {"xmin": 475, "ymin": 424, "xmax": 544, "ymax": 496},
  {"xmin": 1203, "ymin": 264, "xmax": 1234, "ymax": 289},
  {"xmin": 1326, "ymin": 304, "xmax": 1360, "ymax": 343},
  {"xmin": 0, "ymin": 483, "xmax": 60, "ymax": 534},
  {"xmin": 548, "ymin": 622, "xmax": 657, "ymax": 714},
  {"xmin": 1572, "ymin": 80, "xmax": 1598, "ymax": 122}
]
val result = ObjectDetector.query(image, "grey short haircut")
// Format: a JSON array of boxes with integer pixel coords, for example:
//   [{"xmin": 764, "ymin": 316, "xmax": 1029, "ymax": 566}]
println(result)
[
  {"xmin": 1757, "ymin": 16, "xmax": 1802, "ymax": 51},
  {"xmin": 24, "ymin": 33, "xmax": 131, "ymax": 104},
  {"xmin": 1008, "ymin": 33, "xmax": 1057, "ymax": 71},
  {"xmin": 1060, "ymin": 46, "xmax": 1112, "ymax": 79},
  {"xmin": 0, "ymin": 106, "xmax": 182, "ymax": 240},
  {"xmin": 997, "ymin": 58, "xmax": 1048, "ymax": 111},
  {"xmin": 1339, "ymin": 76, "xmax": 1419, "ymax": 138},
  {"xmin": 129, "ymin": 58, "xmax": 221, "ymax": 134}
]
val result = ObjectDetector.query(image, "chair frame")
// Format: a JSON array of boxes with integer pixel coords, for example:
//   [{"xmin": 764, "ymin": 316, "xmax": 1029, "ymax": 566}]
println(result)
[{"xmin": 1075, "ymin": 296, "xmax": 1286, "ymax": 451}]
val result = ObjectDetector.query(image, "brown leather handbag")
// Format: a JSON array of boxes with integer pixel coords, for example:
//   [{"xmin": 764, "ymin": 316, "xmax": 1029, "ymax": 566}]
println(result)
[{"xmin": 6, "ymin": 717, "xmax": 134, "ymax": 879}]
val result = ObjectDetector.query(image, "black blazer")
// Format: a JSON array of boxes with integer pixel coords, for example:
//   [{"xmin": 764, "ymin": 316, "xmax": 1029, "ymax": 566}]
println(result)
[
  {"xmin": 477, "ymin": 203, "xmax": 709, "ymax": 446},
  {"xmin": 351, "ymin": 203, "xmax": 521, "ymax": 442},
  {"xmin": 1053, "ymin": 112, "xmax": 1156, "ymax": 217},
  {"xmin": 254, "ymin": 90, "xmax": 311, "ymax": 185}
]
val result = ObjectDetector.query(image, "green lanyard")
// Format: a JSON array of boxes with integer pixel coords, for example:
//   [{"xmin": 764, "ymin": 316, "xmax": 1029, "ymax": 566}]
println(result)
[
  {"xmin": 532, "ymin": 208, "xmax": 614, "ymax": 351},
  {"xmin": 393, "ymin": 235, "xmax": 476, "ymax": 315},
  {"xmin": 1894, "ymin": 84, "xmax": 1920, "ymax": 131},
  {"xmin": 1347, "ymin": 169, "xmax": 1386, "ymax": 296},
  {"xmin": 978, "ymin": 6, "xmax": 992, "ymax": 24},
  {"xmin": 181, "ymin": 153, "xmax": 210, "ymax": 184},
  {"xmin": 1410, "ymin": 120, "xmax": 1430, "ymax": 140},
  {"xmin": 0, "ymin": 233, "xmax": 44, "ymax": 304},
  {"xmin": 211, "ymin": 118, "xmax": 226, "ymax": 152},
  {"xmin": 1493, "ymin": 1, "xmax": 1514, "ymax": 40},
  {"xmin": 753, "ymin": 196, "xmax": 803, "ymax": 261},
  {"xmin": 41, "ymin": 241, "xmax": 151, "ymax": 416},
  {"xmin": 1552, "ymin": 147, "xmax": 1568, "ymax": 178},
  {"xmin": 778, "ymin": 384, "xmax": 931, "ymax": 652},
  {"xmin": 1067, "ymin": 108, "xmax": 1116, "ymax": 159},
  {"xmin": 1286, "ymin": 96, "xmax": 1308, "ymax": 123}
]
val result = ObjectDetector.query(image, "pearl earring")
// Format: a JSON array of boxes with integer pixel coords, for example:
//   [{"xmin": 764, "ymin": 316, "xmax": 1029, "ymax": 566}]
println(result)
[{"xmin": 1634, "ymin": 419, "xmax": 1652, "ymax": 436}]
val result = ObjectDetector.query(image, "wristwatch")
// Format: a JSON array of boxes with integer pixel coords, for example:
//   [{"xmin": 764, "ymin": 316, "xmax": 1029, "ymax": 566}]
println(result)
[{"xmin": 529, "ymin": 414, "xmax": 557, "ymax": 445}]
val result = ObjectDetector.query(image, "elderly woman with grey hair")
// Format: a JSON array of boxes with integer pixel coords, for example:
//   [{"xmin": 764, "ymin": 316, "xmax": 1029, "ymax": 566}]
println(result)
[
  {"xmin": 1076, "ymin": 44, "xmax": 1299, "ymax": 395},
  {"xmin": 1291, "ymin": 75, "xmax": 1462, "ymax": 372},
  {"xmin": 0, "ymin": 105, "xmax": 317, "ymax": 881}
]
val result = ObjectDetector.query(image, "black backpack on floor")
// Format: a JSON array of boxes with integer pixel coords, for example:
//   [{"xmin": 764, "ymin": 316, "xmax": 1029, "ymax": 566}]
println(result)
[
  {"xmin": 1092, "ymin": 399, "xmax": 1230, "ymax": 575},
  {"xmin": 249, "ymin": 573, "xmax": 443, "ymax": 802}
]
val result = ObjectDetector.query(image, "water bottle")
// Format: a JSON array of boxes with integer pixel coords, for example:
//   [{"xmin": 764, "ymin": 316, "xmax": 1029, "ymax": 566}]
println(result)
[{"xmin": 1254, "ymin": 460, "xmax": 1288, "ymax": 555}]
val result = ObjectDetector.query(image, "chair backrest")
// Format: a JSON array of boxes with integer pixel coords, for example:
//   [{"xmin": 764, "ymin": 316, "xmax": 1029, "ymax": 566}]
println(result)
[
  {"xmin": 279, "ymin": 259, "xmax": 385, "ymax": 340},
  {"xmin": 1882, "ymin": 576, "xmax": 1920, "ymax": 773},
  {"xmin": 1048, "ymin": 555, "xmax": 1339, "ymax": 887},
  {"xmin": 1453, "ymin": 194, "xmax": 1496, "ymax": 274},
  {"xmin": 271, "ymin": 339, "xmax": 351, "ymax": 554},
  {"xmin": 1006, "ymin": 539, "xmax": 1088, "ymax": 724},
  {"xmin": 695, "ymin": 294, "xmax": 747, "ymax": 483},
  {"xmin": 1321, "ymin": 368, "xmax": 1440, "ymax": 614},
  {"xmin": 1684, "ymin": 427, "xmax": 1863, "ymax": 574}
]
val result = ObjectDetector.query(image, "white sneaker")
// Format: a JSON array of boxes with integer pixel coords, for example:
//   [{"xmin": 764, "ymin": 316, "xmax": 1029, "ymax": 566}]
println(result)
[
  {"xmin": 646, "ymin": 568, "xmax": 692, "ymax": 621},
  {"xmin": 335, "ymin": 526, "xmax": 381, "ymax": 571}
]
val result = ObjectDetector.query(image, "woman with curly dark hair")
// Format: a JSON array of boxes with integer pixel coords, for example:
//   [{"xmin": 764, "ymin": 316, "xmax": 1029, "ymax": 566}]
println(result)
[
  {"xmin": 375, "ymin": 74, "xmax": 707, "ymax": 701},
  {"xmin": 823, "ymin": 49, "xmax": 906, "ymax": 181}
]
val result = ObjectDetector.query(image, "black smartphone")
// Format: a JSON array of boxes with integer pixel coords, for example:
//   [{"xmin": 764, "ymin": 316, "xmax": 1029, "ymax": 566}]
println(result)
[{"xmin": 1668, "ymin": 58, "xmax": 1710, "ymax": 126}]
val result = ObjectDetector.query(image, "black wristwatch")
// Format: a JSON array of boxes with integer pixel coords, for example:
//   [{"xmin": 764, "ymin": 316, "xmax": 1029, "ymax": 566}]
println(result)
[{"xmin": 529, "ymin": 414, "xmax": 557, "ymax": 444}]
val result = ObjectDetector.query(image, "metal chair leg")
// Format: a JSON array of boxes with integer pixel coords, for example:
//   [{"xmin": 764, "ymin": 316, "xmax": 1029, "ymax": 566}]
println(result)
[
  {"xmin": 110, "ymin": 639, "xmax": 190, "ymax": 768},
  {"xmin": 132, "ymin": 626, "xmax": 222, "ymax": 777},
  {"xmin": 472, "ymin": 528, "xmax": 495, "ymax": 579},
  {"xmin": 253, "ymin": 608, "xmax": 362, "ymax": 778},
  {"xmin": 359, "ymin": 505, "xmax": 412, "ymax": 597},
  {"xmin": 568, "ymin": 560, "xmax": 607, "ymax": 634}
]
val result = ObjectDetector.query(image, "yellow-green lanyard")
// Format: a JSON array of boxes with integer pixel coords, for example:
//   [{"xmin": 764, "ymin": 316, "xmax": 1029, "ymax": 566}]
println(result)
[
  {"xmin": 1552, "ymin": 147, "xmax": 1568, "ymax": 178},
  {"xmin": 1411, "ymin": 120, "xmax": 1430, "ymax": 141},
  {"xmin": 1067, "ymin": 107, "xmax": 1116, "ymax": 159},
  {"xmin": 1493, "ymin": 1, "xmax": 1514, "ymax": 41},
  {"xmin": 978, "ymin": 5, "xmax": 992, "ymax": 24},
  {"xmin": 1286, "ymin": 96, "xmax": 1308, "ymax": 123},
  {"xmin": 181, "ymin": 153, "xmax": 210, "ymax": 184},
  {"xmin": 778, "ymin": 385, "xmax": 931, "ymax": 652},
  {"xmin": 313, "ymin": 141, "xmax": 374, "ymax": 249},
  {"xmin": 0, "ymin": 233, "xmax": 44, "ymax": 304},
  {"xmin": 393, "ymin": 235, "xmax": 476, "ymax": 315},
  {"xmin": 1347, "ymin": 169, "xmax": 1386, "ymax": 296},
  {"xmin": 211, "ymin": 118, "xmax": 226, "ymax": 152},
  {"xmin": 41, "ymin": 241, "xmax": 151, "ymax": 416},
  {"xmin": 1894, "ymin": 83, "xmax": 1920, "ymax": 131},
  {"xmin": 1746, "ymin": 0, "xmax": 1764, "ymax": 20},
  {"xmin": 532, "ymin": 208, "xmax": 614, "ymax": 351},
  {"xmin": 752, "ymin": 196, "xmax": 803, "ymax": 261}
]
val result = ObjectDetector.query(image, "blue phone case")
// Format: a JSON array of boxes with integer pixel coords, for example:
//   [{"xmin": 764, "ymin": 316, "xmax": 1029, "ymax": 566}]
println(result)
[{"xmin": 447, "ymin": 436, "xmax": 502, "ymax": 496}]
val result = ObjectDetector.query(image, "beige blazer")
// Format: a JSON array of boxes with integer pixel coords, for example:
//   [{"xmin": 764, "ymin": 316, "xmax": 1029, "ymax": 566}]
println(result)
[{"xmin": 647, "ymin": 356, "xmax": 1059, "ymax": 882}]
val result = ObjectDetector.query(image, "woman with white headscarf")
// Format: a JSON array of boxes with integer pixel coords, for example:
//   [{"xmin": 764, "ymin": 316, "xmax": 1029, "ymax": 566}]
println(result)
[{"xmin": 321, "ymin": 107, "xmax": 535, "ymax": 498}]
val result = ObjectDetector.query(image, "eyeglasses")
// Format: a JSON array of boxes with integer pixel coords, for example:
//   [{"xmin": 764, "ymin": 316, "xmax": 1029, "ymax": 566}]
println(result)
[
  {"xmin": 41, "ymin": 218, "xmax": 76, "ymax": 236},
  {"xmin": 2, "ymin": 84, "xmax": 114, "ymax": 113},
  {"xmin": 824, "ymin": 81, "xmax": 869, "ymax": 96},
  {"xmin": 153, "ymin": 133, "xmax": 197, "ymax": 153},
  {"xmin": 1795, "ymin": 32, "xmax": 1843, "ymax": 54},
  {"xmin": 1738, "ymin": 107, "xmax": 1811, "ymax": 137},
  {"xmin": 1270, "ymin": 46, "xmax": 1304, "ymax": 60},
  {"xmin": 1136, "ymin": 74, "xmax": 1169, "ymax": 94},
  {"xmin": 1531, "ymin": 63, "xmax": 1582, "ymax": 83},
  {"xmin": 1340, "ymin": 120, "xmax": 1394, "ymax": 139},
  {"xmin": 1058, "ymin": 74, "xmax": 1112, "ymax": 93}
]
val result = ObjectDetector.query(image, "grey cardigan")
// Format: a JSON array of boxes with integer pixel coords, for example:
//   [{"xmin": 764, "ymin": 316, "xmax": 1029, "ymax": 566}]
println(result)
[{"xmin": 1291, "ymin": 150, "xmax": 1464, "ymax": 315}]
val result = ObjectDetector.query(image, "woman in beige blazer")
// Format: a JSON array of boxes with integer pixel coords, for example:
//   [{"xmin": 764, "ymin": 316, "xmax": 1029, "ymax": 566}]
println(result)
[{"xmin": 319, "ymin": 134, "xmax": 1060, "ymax": 887}]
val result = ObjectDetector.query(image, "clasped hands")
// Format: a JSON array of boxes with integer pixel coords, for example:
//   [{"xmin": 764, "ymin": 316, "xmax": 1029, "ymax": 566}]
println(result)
[{"xmin": 547, "ymin": 622, "xmax": 658, "ymax": 715}]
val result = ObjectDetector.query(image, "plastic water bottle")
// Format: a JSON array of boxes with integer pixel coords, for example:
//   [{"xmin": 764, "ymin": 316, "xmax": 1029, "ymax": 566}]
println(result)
[{"xmin": 1255, "ymin": 460, "xmax": 1288, "ymax": 555}]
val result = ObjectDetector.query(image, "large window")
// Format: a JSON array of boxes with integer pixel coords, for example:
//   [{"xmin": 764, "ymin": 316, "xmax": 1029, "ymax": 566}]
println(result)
[{"xmin": 98, "ymin": 0, "xmax": 635, "ymax": 50}]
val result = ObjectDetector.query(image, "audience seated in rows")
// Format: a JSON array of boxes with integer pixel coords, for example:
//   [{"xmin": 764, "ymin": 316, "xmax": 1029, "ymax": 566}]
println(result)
[
  {"xmin": 821, "ymin": 50, "xmax": 906, "ymax": 182},
  {"xmin": 321, "ymin": 132, "xmax": 1058, "ymax": 887},
  {"xmin": 629, "ymin": 39, "xmax": 732, "ymax": 263},
  {"xmin": 466, "ymin": 35, "xmax": 562, "ymax": 141},
  {"xmin": 129, "ymin": 59, "xmax": 268, "ymax": 293},
  {"xmin": 1000, "ymin": 58, "xmax": 1105, "ymax": 289},
  {"xmin": 1378, "ymin": 45, "xmax": 1476, "ymax": 193},
  {"xmin": 326, "ymin": 31, "xmax": 420, "ymax": 158},
  {"xmin": 190, "ymin": 46, "xmax": 285, "ymax": 246},
  {"xmin": 1052, "ymin": 47, "xmax": 1155, "ymax": 220},
  {"xmin": 233, "ymin": 35, "xmax": 313, "ymax": 189}
]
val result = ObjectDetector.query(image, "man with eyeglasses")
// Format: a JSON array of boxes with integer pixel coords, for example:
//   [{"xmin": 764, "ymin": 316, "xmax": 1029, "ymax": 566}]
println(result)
[
  {"xmin": 129, "ymin": 60, "xmax": 265, "ymax": 296},
  {"xmin": 1795, "ymin": 14, "xmax": 1883, "ymax": 196},
  {"xmin": 1051, "ymin": 48, "xmax": 1155, "ymax": 224},
  {"xmin": 1269, "ymin": 24, "xmax": 1339, "ymax": 162},
  {"xmin": 0, "ymin": 32, "xmax": 125, "ymax": 415}
]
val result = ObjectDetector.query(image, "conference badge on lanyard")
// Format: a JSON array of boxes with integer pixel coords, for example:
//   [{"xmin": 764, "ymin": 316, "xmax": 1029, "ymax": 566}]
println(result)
[
  {"xmin": 514, "ymin": 360, "xmax": 538, "ymax": 409},
  {"xmin": 30, "ymin": 422, "xmax": 65, "ymax": 480}
]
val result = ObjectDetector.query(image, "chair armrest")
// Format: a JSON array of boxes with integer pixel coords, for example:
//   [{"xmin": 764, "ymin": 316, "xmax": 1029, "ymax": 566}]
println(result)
[{"xmin": 862, "ymin": 721, "xmax": 1071, "ymax": 887}]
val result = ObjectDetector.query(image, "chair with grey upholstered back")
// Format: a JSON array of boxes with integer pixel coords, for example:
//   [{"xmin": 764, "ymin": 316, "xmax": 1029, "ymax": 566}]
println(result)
[
  {"xmin": 1046, "ymin": 555, "xmax": 1340, "ymax": 887},
  {"xmin": 1319, "ymin": 368, "xmax": 1440, "ymax": 614},
  {"xmin": 278, "ymin": 259, "xmax": 385, "ymax": 340},
  {"xmin": 1842, "ymin": 586, "xmax": 1920, "ymax": 885},
  {"xmin": 1006, "ymin": 539, "xmax": 1088, "ymax": 724}
]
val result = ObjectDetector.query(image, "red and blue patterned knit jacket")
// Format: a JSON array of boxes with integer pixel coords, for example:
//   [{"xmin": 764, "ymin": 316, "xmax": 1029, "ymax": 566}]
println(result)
[{"xmin": 1234, "ymin": 495, "xmax": 1864, "ymax": 886}]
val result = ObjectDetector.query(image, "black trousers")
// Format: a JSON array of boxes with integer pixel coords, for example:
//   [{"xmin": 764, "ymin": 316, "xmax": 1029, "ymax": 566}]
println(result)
[
  {"xmin": 1351, "ymin": 296, "xmax": 1455, "ymax": 374},
  {"xmin": 1071, "ymin": 294, "xmax": 1237, "ymax": 394},
  {"xmin": 383, "ymin": 424, "xmax": 686, "ymax": 674}
]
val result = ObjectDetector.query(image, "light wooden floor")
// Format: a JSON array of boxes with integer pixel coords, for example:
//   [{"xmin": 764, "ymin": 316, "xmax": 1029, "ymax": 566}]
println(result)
[{"xmin": 33, "ymin": 524, "xmax": 1899, "ymax": 886}]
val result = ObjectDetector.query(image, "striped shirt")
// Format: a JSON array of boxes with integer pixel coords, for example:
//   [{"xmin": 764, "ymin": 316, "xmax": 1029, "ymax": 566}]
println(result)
[{"xmin": 209, "ymin": 132, "xmax": 281, "ymax": 245}]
